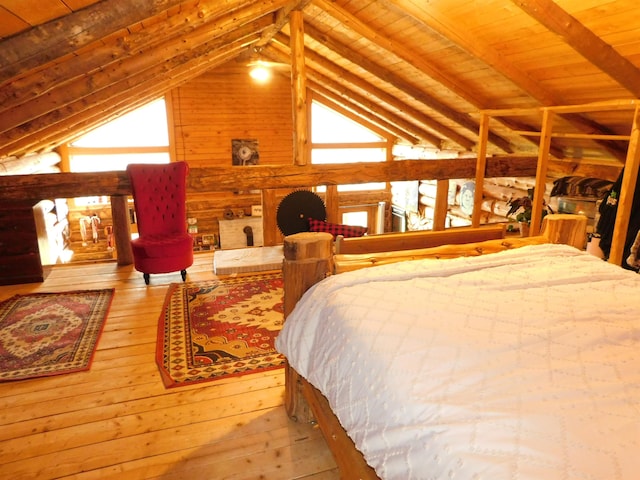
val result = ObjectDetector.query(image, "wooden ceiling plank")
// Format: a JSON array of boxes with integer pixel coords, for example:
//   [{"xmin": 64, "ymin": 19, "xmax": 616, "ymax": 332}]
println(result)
[
  {"xmin": 0, "ymin": 6, "xmax": 29, "ymax": 38},
  {"xmin": 0, "ymin": 0, "xmax": 188, "ymax": 83},
  {"xmin": 0, "ymin": 45, "xmax": 244, "ymax": 158},
  {"xmin": 0, "ymin": 5, "xmax": 281, "ymax": 136},
  {"xmin": 513, "ymin": 0, "xmax": 640, "ymax": 98},
  {"xmin": 0, "ymin": 28, "xmax": 257, "ymax": 156},
  {"xmin": 315, "ymin": 0, "xmax": 488, "ymax": 109},
  {"xmin": 0, "ymin": 0, "xmax": 71, "ymax": 26},
  {"xmin": 385, "ymin": 0, "xmax": 560, "ymax": 105},
  {"xmin": 0, "ymin": 0, "xmax": 288, "ymax": 117}
]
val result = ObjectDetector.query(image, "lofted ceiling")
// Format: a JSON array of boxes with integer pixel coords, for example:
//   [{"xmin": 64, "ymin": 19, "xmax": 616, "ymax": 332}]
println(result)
[{"xmin": 1, "ymin": 0, "xmax": 639, "ymax": 164}]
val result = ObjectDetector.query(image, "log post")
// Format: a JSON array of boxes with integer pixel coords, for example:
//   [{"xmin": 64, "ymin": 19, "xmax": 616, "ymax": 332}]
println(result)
[
  {"xmin": 609, "ymin": 104, "xmax": 640, "ymax": 265},
  {"xmin": 325, "ymin": 184, "xmax": 340, "ymax": 223},
  {"xmin": 282, "ymin": 232, "xmax": 333, "ymax": 422},
  {"xmin": 472, "ymin": 113, "xmax": 489, "ymax": 227},
  {"xmin": 262, "ymin": 188, "xmax": 278, "ymax": 246},
  {"xmin": 433, "ymin": 179, "xmax": 449, "ymax": 230},
  {"xmin": 540, "ymin": 213, "xmax": 588, "ymax": 249},
  {"xmin": 290, "ymin": 10, "xmax": 308, "ymax": 166},
  {"xmin": 110, "ymin": 195, "xmax": 133, "ymax": 265}
]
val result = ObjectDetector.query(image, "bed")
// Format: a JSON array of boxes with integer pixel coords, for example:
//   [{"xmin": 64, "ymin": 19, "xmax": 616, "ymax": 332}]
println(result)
[{"xmin": 275, "ymin": 214, "xmax": 640, "ymax": 479}]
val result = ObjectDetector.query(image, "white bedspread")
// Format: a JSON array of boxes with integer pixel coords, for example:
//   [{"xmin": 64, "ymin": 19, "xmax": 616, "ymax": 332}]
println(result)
[{"xmin": 276, "ymin": 243, "xmax": 640, "ymax": 479}]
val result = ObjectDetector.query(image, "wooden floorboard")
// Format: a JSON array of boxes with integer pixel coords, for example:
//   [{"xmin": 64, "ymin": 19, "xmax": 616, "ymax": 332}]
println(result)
[{"xmin": 0, "ymin": 252, "xmax": 339, "ymax": 479}]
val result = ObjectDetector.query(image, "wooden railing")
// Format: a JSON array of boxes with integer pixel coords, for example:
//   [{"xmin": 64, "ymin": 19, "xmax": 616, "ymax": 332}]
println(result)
[{"xmin": 0, "ymin": 157, "xmax": 540, "ymax": 266}]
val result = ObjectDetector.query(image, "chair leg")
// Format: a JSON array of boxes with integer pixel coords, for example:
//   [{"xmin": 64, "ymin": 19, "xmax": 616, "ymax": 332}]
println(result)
[
  {"xmin": 143, "ymin": 273, "xmax": 150, "ymax": 285},
  {"xmin": 181, "ymin": 269, "xmax": 187, "ymax": 281}
]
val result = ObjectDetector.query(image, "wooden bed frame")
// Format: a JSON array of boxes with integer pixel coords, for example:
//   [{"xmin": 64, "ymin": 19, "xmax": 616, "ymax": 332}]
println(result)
[{"xmin": 281, "ymin": 215, "xmax": 588, "ymax": 479}]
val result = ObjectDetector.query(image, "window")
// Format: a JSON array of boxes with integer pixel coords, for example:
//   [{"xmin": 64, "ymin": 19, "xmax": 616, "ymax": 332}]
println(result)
[
  {"xmin": 68, "ymin": 98, "xmax": 171, "ymax": 205},
  {"xmin": 311, "ymin": 101, "xmax": 386, "ymax": 192},
  {"xmin": 69, "ymin": 98, "xmax": 170, "ymax": 172}
]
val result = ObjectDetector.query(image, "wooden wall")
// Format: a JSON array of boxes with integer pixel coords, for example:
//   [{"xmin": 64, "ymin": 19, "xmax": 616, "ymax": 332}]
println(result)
[
  {"xmin": 170, "ymin": 63, "xmax": 294, "ymax": 167},
  {"xmin": 168, "ymin": 62, "xmax": 295, "ymax": 246}
]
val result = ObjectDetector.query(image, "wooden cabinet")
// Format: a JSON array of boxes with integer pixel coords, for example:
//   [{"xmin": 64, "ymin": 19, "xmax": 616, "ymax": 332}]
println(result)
[{"xmin": 0, "ymin": 202, "xmax": 44, "ymax": 285}]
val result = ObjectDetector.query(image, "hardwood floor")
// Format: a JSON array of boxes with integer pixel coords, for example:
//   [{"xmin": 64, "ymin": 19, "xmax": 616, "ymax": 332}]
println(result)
[{"xmin": 0, "ymin": 253, "xmax": 339, "ymax": 479}]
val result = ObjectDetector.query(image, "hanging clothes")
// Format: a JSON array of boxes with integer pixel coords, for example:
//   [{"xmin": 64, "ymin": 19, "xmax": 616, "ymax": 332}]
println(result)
[
  {"xmin": 79, "ymin": 216, "xmax": 91, "ymax": 246},
  {"xmin": 596, "ymin": 168, "xmax": 640, "ymax": 270},
  {"xmin": 90, "ymin": 213, "xmax": 101, "ymax": 243}
]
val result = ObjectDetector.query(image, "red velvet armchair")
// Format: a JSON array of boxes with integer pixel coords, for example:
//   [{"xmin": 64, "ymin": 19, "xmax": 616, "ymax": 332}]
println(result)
[{"xmin": 126, "ymin": 162, "xmax": 194, "ymax": 285}]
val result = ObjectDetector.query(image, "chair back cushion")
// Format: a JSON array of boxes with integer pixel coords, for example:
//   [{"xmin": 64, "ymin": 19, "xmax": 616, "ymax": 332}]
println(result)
[{"xmin": 127, "ymin": 162, "xmax": 189, "ymax": 237}]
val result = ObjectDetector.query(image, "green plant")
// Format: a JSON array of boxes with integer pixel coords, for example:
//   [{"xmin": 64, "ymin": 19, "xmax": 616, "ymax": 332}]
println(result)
[{"xmin": 506, "ymin": 188, "xmax": 554, "ymax": 225}]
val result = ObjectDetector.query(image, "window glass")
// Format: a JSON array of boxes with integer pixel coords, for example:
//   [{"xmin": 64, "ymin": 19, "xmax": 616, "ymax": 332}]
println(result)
[
  {"xmin": 71, "ymin": 98, "xmax": 169, "ymax": 147},
  {"xmin": 311, "ymin": 148, "xmax": 385, "ymax": 164},
  {"xmin": 312, "ymin": 102, "xmax": 382, "ymax": 143},
  {"xmin": 69, "ymin": 152, "xmax": 170, "ymax": 172}
]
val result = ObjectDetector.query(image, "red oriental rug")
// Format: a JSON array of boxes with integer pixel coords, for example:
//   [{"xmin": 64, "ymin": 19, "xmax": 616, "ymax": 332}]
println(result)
[
  {"xmin": 157, "ymin": 272, "xmax": 284, "ymax": 388},
  {"xmin": 0, "ymin": 289, "xmax": 114, "ymax": 382}
]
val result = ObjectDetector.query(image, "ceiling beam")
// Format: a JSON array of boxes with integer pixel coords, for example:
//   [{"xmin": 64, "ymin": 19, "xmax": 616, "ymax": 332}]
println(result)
[
  {"xmin": 267, "ymin": 40, "xmax": 457, "ymax": 148},
  {"xmin": 254, "ymin": 0, "xmax": 313, "ymax": 48},
  {"xmin": 0, "ymin": 3, "xmax": 288, "ymax": 132},
  {"xmin": 0, "ymin": 0, "xmax": 187, "ymax": 84},
  {"xmin": 513, "ymin": 0, "xmax": 640, "ymax": 98},
  {"xmin": 0, "ymin": 26, "xmax": 258, "ymax": 157},
  {"xmin": 302, "ymin": 22, "xmax": 513, "ymax": 153},
  {"xmin": 388, "ymin": 0, "xmax": 628, "ymax": 160},
  {"xmin": 270, "ymin": 34, "xmax": 475, "ymax": 150},
  {"xmin": 0, "ymin": 0, "xmax": 288, "ymax": 115}
]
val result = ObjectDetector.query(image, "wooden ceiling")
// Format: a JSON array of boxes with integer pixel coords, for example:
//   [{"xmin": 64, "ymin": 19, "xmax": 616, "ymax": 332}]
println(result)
[{"xmin": 1, "ymin": 0, "xmax": 639, "ymax": 163}]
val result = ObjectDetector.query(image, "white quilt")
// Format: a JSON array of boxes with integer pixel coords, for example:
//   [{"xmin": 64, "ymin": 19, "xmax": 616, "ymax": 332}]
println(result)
[{"xmin": 276, "ymin": 244, "xmax": 640, "ymax": 479}]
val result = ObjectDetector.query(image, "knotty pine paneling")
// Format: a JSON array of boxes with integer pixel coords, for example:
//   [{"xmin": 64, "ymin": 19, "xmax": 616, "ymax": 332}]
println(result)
[
  {"xmin": 170, "ymin": 63, "xmax": 293, "ymax": 168},
  {"xmin": 168, "ymin": 62, "xmax": 294, "ymax": 246}
]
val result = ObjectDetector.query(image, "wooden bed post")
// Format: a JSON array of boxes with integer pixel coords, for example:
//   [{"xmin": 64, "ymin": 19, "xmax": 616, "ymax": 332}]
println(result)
[{"xmin": 282, "ymin": 232, "xmax": 333, "ymax": 422}]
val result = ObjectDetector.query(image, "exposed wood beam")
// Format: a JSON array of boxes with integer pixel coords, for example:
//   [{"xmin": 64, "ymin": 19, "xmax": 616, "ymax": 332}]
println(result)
[
  {"xmin": 311, "ymin": 90, "xmax": 401, "ymax": 142},
  {"xmin": 267, "ymin": 43, "xmax": 445, "ymax": 147},
  {"xmin": 387, "ymin": 0, "xmax": 627, "ymax": 160},
  {"xmin": 0, "ymin": 0, "xmax": 186, "ymax": 84},
  {"xmin": 270, "ymin": 35, "xmax": 475, "ymax": 150},
  {"xmin": 0, "ymin": 32, "xmax": 254, "ymax": 157},
  {"xmin": 290, "ymin": 10, "xmax": 308, "ymax": 165},
  {"xmin": 0, "ymin": 0, "xmax": 285, "ymax": 115},
  {"xmin": 513, "ymin": 0, "xmax": 640, "ymax": 98},
  {"xmin": 0, "ymin": 158, "xmax": 539, "ymax": 202},
  {"xmin": 254, "ymin": 0, "xmax": 313, "ymax": 48},
  {"xmin": 0, "ymin": 5, "xmax": 284, "ymax": 135},
  {"xmin": 302, "ymin": 23, "xmax": 512, "ymax": 153},
  {"xmin": 308, "ymin": 78, "xmax": 437, "ymax": 147}
]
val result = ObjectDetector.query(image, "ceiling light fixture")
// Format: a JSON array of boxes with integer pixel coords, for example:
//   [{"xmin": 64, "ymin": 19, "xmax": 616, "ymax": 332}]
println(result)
[{"xmin": 249, "ymin": 61, "xmax": 271, "ymax": 83}]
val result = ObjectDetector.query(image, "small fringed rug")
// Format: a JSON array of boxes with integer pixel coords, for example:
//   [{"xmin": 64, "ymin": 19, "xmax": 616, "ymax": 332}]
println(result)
[
  {"xmin": 0, "ymin": 289, "xmax": 114, "ymax": 382},
  {"xmin": 157, "ymin": 272, "xmax": 284, "ymax": 388}
]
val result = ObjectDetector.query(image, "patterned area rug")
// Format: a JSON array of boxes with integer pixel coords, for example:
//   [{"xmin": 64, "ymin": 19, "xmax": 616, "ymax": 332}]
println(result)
[
  {"xmin": 0, "ymin": 289, "xmax": 114, "ymax": 382},
  {"xmin": 157, "ymin": 272, "xmax": 284, "ymax": 388}
]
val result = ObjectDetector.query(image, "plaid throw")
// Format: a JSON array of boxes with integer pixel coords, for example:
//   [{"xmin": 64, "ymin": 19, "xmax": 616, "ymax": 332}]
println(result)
[{"xmin": 308, "ymin": 218, "xmax": 367, "ymax": 238}]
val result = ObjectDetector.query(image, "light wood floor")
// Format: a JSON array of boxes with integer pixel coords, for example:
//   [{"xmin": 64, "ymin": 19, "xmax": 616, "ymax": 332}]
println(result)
[{"xmin": 0, "ymin": 253, "xmax": 339, "ymax": 479}]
